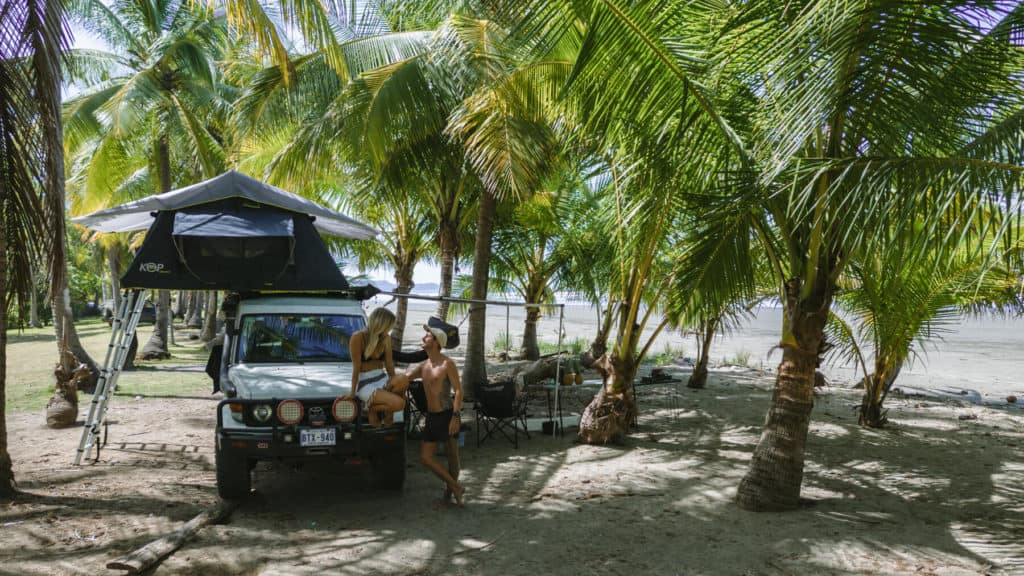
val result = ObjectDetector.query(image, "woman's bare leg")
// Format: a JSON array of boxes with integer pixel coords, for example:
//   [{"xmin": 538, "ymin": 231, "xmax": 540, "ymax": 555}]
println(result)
[{"xmin": 368, "ymin": 389, "xmax": 406, "ymax": 427}]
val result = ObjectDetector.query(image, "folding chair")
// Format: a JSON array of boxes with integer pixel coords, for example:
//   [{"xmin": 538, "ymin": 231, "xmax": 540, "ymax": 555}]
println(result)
[
  {"xmin": 405, "ymin": 379, "xmax": 428, "ymax": 435},
  {"xmin": 475, "ymin": 379, "xmax": 530, "ymax": 448}
]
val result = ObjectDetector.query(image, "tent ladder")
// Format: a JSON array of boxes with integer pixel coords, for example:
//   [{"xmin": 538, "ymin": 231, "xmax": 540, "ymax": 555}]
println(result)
[{"xmin": 74, "ymin": 289, "xmax": 147, "ymax": 465}]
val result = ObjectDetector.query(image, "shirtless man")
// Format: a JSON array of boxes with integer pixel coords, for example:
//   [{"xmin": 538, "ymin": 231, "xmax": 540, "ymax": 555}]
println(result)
[{"xmin": 406, "ymin": 319, "xmax": 465, "ymax": 507}]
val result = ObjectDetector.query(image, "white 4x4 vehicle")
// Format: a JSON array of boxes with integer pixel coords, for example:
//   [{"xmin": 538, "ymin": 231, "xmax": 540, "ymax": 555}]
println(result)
[{"xmin": 214, "ymin": 293, "xmax": 405, "ymax": 499}]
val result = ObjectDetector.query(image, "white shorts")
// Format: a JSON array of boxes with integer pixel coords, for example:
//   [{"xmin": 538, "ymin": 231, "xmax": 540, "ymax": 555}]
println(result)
[{"xmin": 356, "ymin": 369, "xmax": 388, "ymax": 404}]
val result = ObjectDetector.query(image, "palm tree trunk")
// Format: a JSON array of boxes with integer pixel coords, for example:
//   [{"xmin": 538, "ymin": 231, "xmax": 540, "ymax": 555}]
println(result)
[
  {"xmin": 168, "ymin": 294, "xmax": 176, "ymax": 346},
  {"xmin": 172, "ymin": 290, "xmax": 185, "ymax": 318},
  {"xmin": 140, "ymin": 290, "xmax": 172, "ymax": 359},
  {"xmin": 577, "ymin": 352, "xmax": 638, "ymax": 444},
  {"xmin": 859, "ymin": 361, "xmax": 902, "ymax": 427},
  {"xmin": 735, "ymin": 278, "xmax": 832, "ymax": 511},
  {"xmin": 186, "ymin": 291, "xmax": 204, "ymax": 328},
  {"xmin": 28, "ymin": 268, "xmax": 42, "ymax": 328},
  {"xmin": 108, "ymin": 246, "xmax": 121, "ymax": 311},
  {"xmin": 1, "ymin": 210, "xmax": 15, "ymax": 496},
  {"xmin": 142, "ymin": 135, "xmax": 172, "ymax": 357},
  {"xmin": 392, "ymin": 265, "xmax": 415, "ymax": 350},
  {"xmin": 687, "ymin": 317, "xmax": 719, "ymax": 389},
  {"xmin": 521, "ymin": 305, "xmax": 541, "ymax": 360},
  {"xmin": 33, "ymin": 0, "xmax": 98, "ymax": 398},
  {"xmin": 435, "ymin": 222, "xmax": 458, "ymax": 320},
  {"xmin": 200, "ymin": 291, "xmax": 217, "ymax": 342},
  {"xmin": 584, "ymin": 301, "xmax": 615, "ymax": 367},
  {"xmin": 462, "ymin": 189, "xmax": 497, "ymax": 394}
]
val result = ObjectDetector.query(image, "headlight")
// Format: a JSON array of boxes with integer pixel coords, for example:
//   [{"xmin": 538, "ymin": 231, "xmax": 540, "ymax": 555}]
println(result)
[
  {"xmin": 252, "ymin": 404, "xmax": 273, "ymax": 423},
  {"xmin": 332, "ymin": 397, "xmax": 357, "ymax": 423},
  {"xmin": 229, "ymin": 403, "xmax": 243, "ymax": 423},
  {"xmin": 277, "ymin": 399, "xmax": 303, "ymax": 425}
]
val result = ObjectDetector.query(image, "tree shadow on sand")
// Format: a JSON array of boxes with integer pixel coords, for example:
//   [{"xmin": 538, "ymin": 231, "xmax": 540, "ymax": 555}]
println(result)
[{"xmin": 3, "ymin": 368, "xmax": 1021, "ymax": 575}]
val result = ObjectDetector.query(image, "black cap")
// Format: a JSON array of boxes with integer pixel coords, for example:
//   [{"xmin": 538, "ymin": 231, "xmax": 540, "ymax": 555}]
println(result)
[{"xmin": 425, "ymin": 316, "xmax": 459, "ymax": 349}]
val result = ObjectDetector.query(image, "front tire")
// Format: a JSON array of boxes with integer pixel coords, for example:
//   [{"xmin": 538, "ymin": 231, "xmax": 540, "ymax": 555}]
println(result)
[{"xmin": 215, "ymin": 447, "xmax": 252, "ymax": 500}]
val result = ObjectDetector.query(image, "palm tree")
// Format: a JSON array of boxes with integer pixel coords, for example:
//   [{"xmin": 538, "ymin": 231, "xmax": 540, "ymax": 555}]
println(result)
[
  {"xmin": 828, "ymin": 228, "xmax": 1024, "ymax": 427},
  {"xmin": 1, "ymin": 0, "xmax": 65, "ymax": 495},
  {"xmin": 229, "ymin": 11, "xmax": 478, "ymax": 322},
  {"xmin": 341, "ymin": 176, "xmax": 435, "ymax": 347},
  {"xmin": 478, "ymin": 170, "xmax": 588, "ymax": 359},
  {"xmin": 234, "ymin": 9, "xmax": 565, "ymax": 389},
  {"xmin": 516, "ymin": 0, "xmax": 1024, "ymax": 510},
  {"xmin": 64, "ymin": 0, "xmax": 230, "ymax": 360}
]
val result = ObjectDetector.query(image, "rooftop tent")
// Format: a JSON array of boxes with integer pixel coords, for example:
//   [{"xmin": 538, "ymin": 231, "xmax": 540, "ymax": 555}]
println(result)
[{"xmin": 72, "ymin": 171, "xmax": 378, "ymax": 292}]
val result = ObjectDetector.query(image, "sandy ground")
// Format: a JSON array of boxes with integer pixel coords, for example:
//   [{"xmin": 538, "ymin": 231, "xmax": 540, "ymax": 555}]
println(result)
[{"xmin": 3, "ymin": 361, "xmax": 1024, "ymax": 576}]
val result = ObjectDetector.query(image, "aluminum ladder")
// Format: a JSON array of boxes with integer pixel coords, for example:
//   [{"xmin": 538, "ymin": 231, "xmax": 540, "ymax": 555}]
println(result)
[{"xmin": 74, "ymin": 289, "xmax": 148, "ymax": 464}]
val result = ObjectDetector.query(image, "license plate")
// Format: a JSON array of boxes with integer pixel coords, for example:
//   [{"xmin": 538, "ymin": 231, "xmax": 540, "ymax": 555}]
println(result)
[{"xmin": 300, "ymin": 428, "xmax": 336, "ymax": 447}]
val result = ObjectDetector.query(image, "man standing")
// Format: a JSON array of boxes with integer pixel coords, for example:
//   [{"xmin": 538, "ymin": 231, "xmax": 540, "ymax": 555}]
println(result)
[{"xmin": 406, "ymin": 317, "xmax": 465, "ymax": 507}]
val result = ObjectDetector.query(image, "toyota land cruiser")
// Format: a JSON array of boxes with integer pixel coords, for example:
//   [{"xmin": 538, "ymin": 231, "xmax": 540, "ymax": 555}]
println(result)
[{"xmin": 212, "ymin": 293, "xmax": 406, "ymax": 499}]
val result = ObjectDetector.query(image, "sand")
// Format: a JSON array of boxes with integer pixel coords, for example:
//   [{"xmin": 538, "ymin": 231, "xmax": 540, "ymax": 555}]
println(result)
[{"xmin": 2, "ymin": 305, "xmax": 1023, "ymax": 575}]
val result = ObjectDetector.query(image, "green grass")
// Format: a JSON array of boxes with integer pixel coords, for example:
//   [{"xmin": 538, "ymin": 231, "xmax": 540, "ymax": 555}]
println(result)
[
  {"xmin": 5, "ymin": 318, "xmax": 213, "ymax": 412},
  {"xmin": 721, "ymin": 349, "xmax": 753, "ymax": 368},
  {"xmin": 643, "ymin": 341, "xmax": 687, "ymax": 366}
]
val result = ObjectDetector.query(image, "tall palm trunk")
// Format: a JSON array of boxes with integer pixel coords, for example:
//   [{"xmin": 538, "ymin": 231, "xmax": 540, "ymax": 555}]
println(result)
[
  {"xmin": 142, "ymin": 135, "xmax": 172, "ymax": 357},
  {"xmin": 28, "ymin": 268, "xmax": 42, "ymax": 328},
  {"xmin": 172, "ymin": 290, "xmax": 185, "ymax": 318},
  {"xmin": 736, "ymin": 278, "xmax": 832, "ymax": 511},
  {"xmin": 186, "ymin": 290, "xmax": 204, "ymax": 328},
  {"xmin": 1, "ymin": 211, "xmax": 14, "ymax": 495},
  {"xmin": 577, "ymin": 352, "xmax": 638, "ymax": 444},
  {"xmin": 392, "ymin": 264, "xmax": 415, "ymax": 350},
  {"xmin": 108, "ymin": 245, "xmax": 121, "ymax": 311},
  {"xmin": 688, "ymin": 316, "xmax": 719, "ymax": 389},
  {"xmin": 141, "ymin": 289, "xmax": 172, "ymax": 359},
  {"xmin": 33, "ymin": 0, "xmax": 98, "ymax": 403},
  {"xmin": 462, "ymin": 189, "xmax": 497, "ymax": 394},
  {"xmin": 200, "ymin": 291, "xmax": 217, "ymax": 342},
  {"xmin": 435, "ymin": 222, "xmax": 458, "ymax": 320}
]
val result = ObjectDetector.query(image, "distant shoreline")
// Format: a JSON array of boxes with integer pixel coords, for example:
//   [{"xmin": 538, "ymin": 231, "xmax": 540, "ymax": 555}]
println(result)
[{"xmin": 366, "ymin": 295, "xmax": 1024, "ymax": 402}]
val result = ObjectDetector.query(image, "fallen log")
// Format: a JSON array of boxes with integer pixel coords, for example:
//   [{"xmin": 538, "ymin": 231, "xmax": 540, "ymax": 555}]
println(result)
[{"xmin": 107, "ymin": 500, "xmax": 238, "ymax": 573}]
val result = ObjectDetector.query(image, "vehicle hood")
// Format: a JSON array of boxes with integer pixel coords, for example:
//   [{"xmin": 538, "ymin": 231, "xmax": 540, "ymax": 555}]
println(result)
[{"xmin": 228, "ymin": 363, "xmax": 354, "ymax": 399}]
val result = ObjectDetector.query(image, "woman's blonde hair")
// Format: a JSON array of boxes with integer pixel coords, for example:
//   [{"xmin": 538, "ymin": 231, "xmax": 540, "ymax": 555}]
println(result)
[{"xmin": 364, "ymin": 308, "xmax": 396, "ymax": 359}]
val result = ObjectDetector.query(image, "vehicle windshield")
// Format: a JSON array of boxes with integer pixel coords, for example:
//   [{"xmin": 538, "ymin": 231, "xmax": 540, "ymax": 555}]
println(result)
[{"xmin": 237, "ymin": 314, "xmax": 364, "ymax": 363}]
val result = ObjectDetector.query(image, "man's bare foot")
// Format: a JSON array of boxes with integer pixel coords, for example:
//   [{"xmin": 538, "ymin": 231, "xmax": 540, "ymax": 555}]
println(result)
[{"xmin": 453, "ymin": 484, "xmax": 465, "ymax": 506}]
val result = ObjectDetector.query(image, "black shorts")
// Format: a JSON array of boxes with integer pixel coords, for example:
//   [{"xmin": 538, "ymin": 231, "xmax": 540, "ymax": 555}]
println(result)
[{"xmin": 423, "ymin": 410, "xmax": 456, "ymax": 443}]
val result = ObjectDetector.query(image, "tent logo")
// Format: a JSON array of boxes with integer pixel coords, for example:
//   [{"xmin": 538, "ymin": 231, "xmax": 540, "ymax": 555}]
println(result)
[{"xmin": 139, "ymin": 262, "xmax": 166, "ymax": 273}]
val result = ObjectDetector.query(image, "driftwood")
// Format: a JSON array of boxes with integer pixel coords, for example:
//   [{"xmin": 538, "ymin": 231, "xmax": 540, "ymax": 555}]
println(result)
[
  {"xmin": 511, "ymin": 356, "xmax": 563, "ymax": 388},
  {"xmin": 107, "ymin": 500, "xmax": 238, "ymax": 574}
]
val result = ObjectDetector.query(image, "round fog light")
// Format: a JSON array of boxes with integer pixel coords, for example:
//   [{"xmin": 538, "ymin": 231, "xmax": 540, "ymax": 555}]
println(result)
[
  {"xmin": 252, "ymin": 404, "xmax": 272, "ymax": 423},
  {"xmin": 277, "ymin": 399, "xmax": 303, "ymax": 425},
  {"xmin": 332, "ymin": 397, "xmax": 357, "ymax": 423}
]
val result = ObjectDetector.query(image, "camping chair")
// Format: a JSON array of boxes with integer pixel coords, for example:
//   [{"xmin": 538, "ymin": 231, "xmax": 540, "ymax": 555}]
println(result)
[
  {"xmin": 475, "ymin": 379, "xmax": 530, "ymax": 449},
  {"xmin": 405, "ymin": 379, "xmax": 428, "ymax": 435}
]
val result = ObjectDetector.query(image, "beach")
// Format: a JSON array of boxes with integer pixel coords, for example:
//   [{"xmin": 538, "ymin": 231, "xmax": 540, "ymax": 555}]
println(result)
[
  {"xmin": 371, "ymin": 296, "xmax": 1024, "ymax": 404},
  {"xmin": 2, "ymin": 305, "xmax": 1023, "ymax": 575}
]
